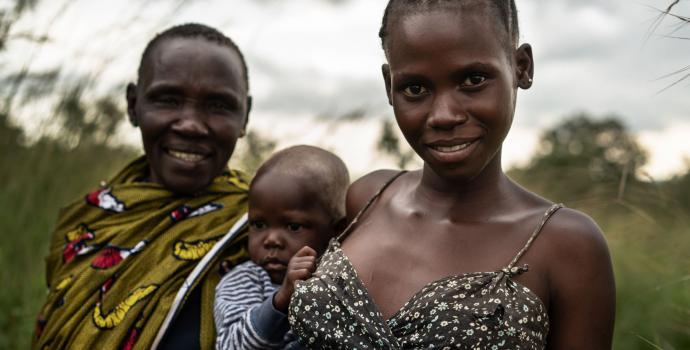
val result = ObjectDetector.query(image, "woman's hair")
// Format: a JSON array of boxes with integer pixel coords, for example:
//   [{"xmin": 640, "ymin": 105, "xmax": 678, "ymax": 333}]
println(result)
[
  {"xmin": 137, "ymin": 23, "xmax": 249, "ymax": 91},
  {"xmin": 379, "ymin": 0, "xmax": 520, "ymax": 53}
]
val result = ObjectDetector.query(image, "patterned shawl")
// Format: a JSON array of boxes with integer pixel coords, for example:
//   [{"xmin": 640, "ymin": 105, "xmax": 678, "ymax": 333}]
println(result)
[{"xmin": 33, "ymin": 156, "xmax": 250, "ymax": 350}]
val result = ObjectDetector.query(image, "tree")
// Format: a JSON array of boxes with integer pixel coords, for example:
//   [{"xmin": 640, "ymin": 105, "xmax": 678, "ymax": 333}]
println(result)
[
  {"xmin": 509, "ymin": 114, "xmax": 647, "ymax": 200},
  {"xmin": 377, "ymin": 119, "xmax": 416, "ymax": 169}
]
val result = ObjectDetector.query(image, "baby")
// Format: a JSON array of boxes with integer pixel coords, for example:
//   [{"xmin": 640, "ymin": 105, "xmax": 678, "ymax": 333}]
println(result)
[{"xmin": 214, "ymin": 145, "xmax": 349, "ymax": 349}]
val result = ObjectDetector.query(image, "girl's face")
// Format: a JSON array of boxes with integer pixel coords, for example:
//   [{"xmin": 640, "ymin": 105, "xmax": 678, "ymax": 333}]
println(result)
[{"xmin": 383, "ymin": 7, "xmax": 532, "ymax": 182}]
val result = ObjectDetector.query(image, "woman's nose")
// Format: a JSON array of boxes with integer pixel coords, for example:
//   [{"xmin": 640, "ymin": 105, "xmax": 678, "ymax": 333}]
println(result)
[
  {"xmin": 427, "ymin": 92, "xmax": 467, "ymax": 130},
  {"xmin": 171, "ymin": 105, "xmax": 210, "ymax": 137}
]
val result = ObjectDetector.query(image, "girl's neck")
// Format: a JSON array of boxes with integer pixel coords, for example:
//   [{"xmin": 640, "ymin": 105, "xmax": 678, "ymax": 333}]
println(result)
[{"xmin": 414, "ymin": 156, "xmax": 514, "ymax": 222}]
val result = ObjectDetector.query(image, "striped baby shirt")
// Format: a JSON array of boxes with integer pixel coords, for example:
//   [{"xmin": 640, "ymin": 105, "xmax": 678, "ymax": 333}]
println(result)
[{"xmin": 214, "ymin": 261, "xmax": 301, "ymax": 350}]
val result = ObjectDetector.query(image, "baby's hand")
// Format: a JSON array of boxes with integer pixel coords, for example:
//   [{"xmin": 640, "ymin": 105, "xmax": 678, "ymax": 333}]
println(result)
[{"xmin": 273, "ymin": 246, "xmax": 317, "ymax": 313}]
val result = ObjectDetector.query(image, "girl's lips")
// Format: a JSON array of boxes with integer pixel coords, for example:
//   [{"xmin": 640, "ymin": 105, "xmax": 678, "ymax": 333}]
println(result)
[
  {"xmin": 429, "ymin": 140, "xmax": 474, "ymax": 153},
  {"xmin": 426, "ymin": 139, "xmax": 479, "ymax": 163}
]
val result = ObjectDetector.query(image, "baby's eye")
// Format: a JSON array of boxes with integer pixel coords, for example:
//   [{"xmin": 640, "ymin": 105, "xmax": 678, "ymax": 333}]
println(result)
[
  {"xmin": 286, "ymin": 223, "xmax": 303, "ymax": 232},
  {"xmin": 249, "ymin": 220, "xmax": 266, "ymax": 230},
  {"xmin": 461, "ymin": 75, "xmax": 487, "ymax": 87},
  {"xmin": 402, "ymin": 84, "xmax": 429, "ymax": 98}
]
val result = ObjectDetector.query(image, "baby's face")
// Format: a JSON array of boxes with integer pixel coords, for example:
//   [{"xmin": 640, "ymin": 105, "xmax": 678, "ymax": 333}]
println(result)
[{"xmin": 247, "ymin": 172, "xmax": 334, "ymax": 284}]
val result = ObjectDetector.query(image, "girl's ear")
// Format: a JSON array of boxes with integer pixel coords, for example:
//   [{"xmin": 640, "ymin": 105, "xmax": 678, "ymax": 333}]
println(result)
[
  {"xmin": 515, "ymin": 43, "xmax": 534, "ymax": 89},
  {"xmin": 382, "ymin": 64, "xmax": 393, "ymax": 105},
  {"xmin": 126, "ymin": 83, "xmax": 139, "ymax": 127}
]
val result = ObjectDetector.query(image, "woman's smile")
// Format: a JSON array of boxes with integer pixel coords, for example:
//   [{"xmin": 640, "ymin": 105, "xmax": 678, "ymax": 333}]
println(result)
[
  {"xmin": 128, "ymin": 37, "xmax": 249, "ymax": 194},
  {"xmin": 164, "ymin": 146, "xmax": 212, "ymax": 163}
]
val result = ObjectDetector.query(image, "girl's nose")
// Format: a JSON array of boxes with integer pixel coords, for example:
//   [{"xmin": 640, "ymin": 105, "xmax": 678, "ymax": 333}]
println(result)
[{"xmin": 427, "ymin": 92, "xmax": 468, "ymax": 130}]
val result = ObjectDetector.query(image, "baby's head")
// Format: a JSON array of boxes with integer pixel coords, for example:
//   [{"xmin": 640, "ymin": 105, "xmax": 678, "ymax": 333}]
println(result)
[{"xmin": 247, "ymin": 145, "xmax": 350, "ymax": 284}]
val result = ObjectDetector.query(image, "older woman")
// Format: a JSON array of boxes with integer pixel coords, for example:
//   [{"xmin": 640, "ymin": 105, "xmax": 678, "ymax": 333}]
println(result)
[{"xmin": 34, "ymin": 23, "xmax": 251, "ymax": 350}]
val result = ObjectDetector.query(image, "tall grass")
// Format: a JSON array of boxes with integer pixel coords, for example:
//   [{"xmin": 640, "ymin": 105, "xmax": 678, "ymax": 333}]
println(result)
[{"xmin": 0, "ymin": 115, "xmax": 138, "ymax": 349}]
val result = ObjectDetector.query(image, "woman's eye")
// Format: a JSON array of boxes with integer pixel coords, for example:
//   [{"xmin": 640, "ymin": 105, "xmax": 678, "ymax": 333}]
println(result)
[
  {"xmin": 155, "ymin": 96, "xmax": 181, "ymax": 107},
  {"xmin": 286, "ymin": 223, "xmax": 303, "ymax": 232},
  {"xmin": 402, "ymin": 84, "xmax": 429, "ymax": 97},
  {"xmin": 461, "ymin": 75, "xmax": 487, "ymax": 87},
  {"xmin": 207, "ymin": 100, "xmax": 233, "ymax": 112},
  {"xmin": 249, "ymin": 220, "xmax": 266, "ymax": 230}
]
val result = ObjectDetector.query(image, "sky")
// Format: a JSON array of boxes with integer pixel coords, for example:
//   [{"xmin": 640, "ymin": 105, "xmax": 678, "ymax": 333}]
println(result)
[{"xmin": 4, "ymin": 0, "xmax": 690, "ymax": 178}]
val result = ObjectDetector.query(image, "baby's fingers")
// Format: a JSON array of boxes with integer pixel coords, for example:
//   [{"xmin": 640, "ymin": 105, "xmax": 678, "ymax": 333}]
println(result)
[
  {"xmin": 286, "ymin": 266, "xmax": 313, "ymax": 282},
  {"xmin": 293, "ymin": 246, "xmax": 317, "ymax": 258}
]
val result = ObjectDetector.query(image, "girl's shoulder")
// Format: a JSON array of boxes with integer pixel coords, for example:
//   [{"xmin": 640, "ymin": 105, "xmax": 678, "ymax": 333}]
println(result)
[
  {"xmin": 532, "ymin": 207, "xmax": 616, "ymax": 347},
  {"xmin": 514, "ymin": 183, "xmax": 608, "ymax": 256},
  {"xmin": 539, "ymin": 206, "xmax": 608, "ymax": 257},
  {"xmin": 345, "ymin": 169, "xmax": 408, "ymax": 221}
]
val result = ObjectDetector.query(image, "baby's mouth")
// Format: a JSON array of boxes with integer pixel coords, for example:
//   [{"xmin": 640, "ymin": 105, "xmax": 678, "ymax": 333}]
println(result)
[{"xmin": 260, "ymin": 256, "xmax": 287, "ymax": 269}]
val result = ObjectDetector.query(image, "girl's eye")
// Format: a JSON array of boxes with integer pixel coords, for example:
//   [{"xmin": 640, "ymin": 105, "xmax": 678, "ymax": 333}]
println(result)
[
  {"xmin": 461, "ymin": 75, "xmax": 487, "ymax": 87},
  {"xmin": 402, "ymin": 84, "xmax": 429, "ymax": 97},
  {"xmin": 286, "ymin": 223, "xmax": 303, "ymax": 232},
  {"xmin": 249, "ymin": 220, "xmax": 266, "ymax": 230}
]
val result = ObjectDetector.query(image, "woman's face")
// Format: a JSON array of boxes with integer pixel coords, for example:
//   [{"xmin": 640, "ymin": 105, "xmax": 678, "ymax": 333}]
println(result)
[
  {"xmin": 383, "ymin": 8, "xmax": 531, "ymax": 182},
  {"xmin": 127, "ymin": 37, "xmax": 249, "ymax": 194}
]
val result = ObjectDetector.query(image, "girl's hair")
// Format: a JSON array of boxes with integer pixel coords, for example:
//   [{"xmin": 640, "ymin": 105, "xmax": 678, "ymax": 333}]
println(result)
[{"xmin": 379, "ymin": 0, "xmax": 519, "ymax": 53}]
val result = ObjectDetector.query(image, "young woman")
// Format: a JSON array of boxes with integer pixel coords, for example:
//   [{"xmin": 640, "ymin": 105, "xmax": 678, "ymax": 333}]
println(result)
[{"xmin": 289, "ymin": 1, "xmax": 615, "ymax": 348}]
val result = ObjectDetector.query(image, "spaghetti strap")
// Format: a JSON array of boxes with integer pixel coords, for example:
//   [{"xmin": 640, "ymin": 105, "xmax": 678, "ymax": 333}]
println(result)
[
  {"xmin": 336, "ymin": 171, "xmax": 407, "ymax": 242},
  {"xmin": 506, "ymin": 203, "xmax": 563, "ymax": 269}
]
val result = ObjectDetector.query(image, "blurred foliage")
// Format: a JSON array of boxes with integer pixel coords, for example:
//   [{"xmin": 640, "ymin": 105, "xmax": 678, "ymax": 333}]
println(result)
[
  {"xmin": 530, "ymin": 115, "xmax": 646, "ymax": 178},
  {"xmin": 230, "ymin": 130, "xmax": 277, "ymax": 176},
  {"xmin": 0, "ymin": 0, "xmax": 40, "ymax": 50},
  {"xmin": 0, "ymin": 113, "xmax": 138, "ymax": 349},
  {"xmin": 377, "ymin": 119, "xmax": 416, "ymax": 169},
  {"xmin": 53, "ymin": 84, "xmax": 125, "ymax": 147},
  {"xmin": 510, "ymin": 114, "xmax": 647, "ymax": 200}
]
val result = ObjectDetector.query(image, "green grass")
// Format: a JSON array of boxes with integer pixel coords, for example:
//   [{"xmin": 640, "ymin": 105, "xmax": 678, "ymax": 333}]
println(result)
[{"xmin": 0, "ymin": 119, "xmax": 138, "ymax": 349}]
